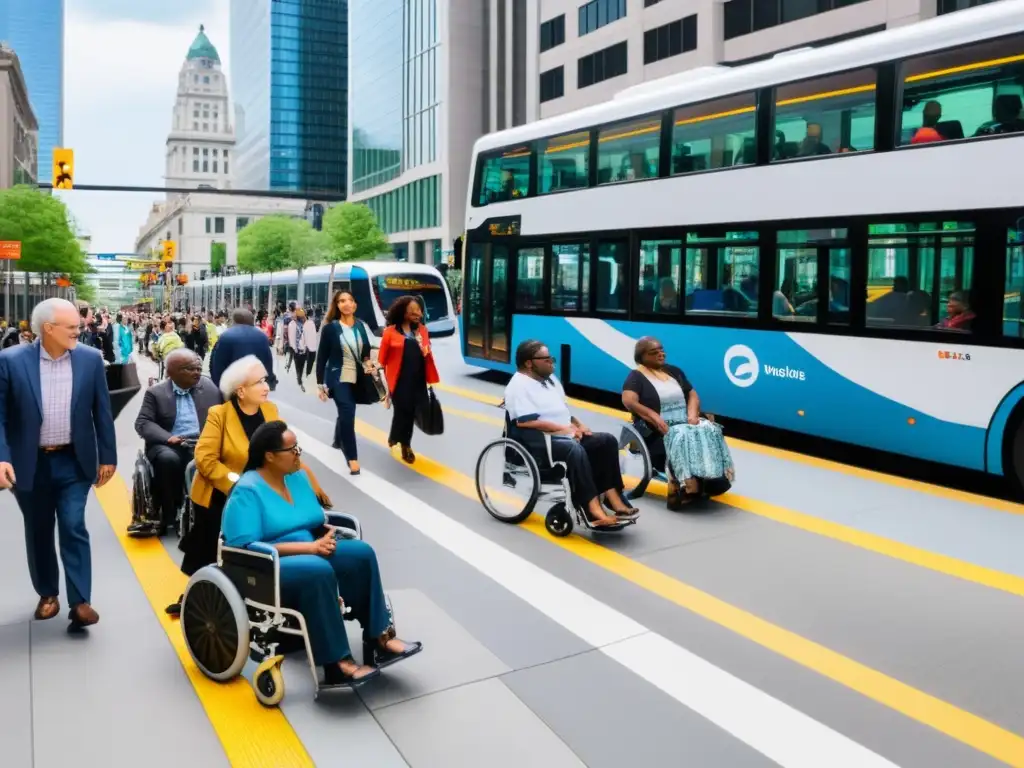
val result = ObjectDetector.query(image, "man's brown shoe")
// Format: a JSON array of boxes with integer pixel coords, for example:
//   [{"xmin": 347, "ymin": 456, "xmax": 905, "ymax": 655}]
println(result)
[
  {"xmin": 34, "ymin": 597, "xmax": 59, "ymax": 620},
  {"xmin": 69, "ymin": 603, "xmax": 99, "ymax": 628}
]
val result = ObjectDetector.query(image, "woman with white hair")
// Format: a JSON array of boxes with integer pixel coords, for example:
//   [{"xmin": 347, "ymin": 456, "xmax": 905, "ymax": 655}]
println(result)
[{"xmin": 167, "ymin": 355, "xmax": 332, "ymax": 616}]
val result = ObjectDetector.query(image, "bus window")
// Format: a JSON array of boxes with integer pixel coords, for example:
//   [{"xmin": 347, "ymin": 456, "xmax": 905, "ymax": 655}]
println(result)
[
  {"xmin": 476, "ymin": 146, "xmax": 531, "ymax": 205},
  {"xmin": 773, "ymin": 67, "xmax": 877, "ymax": 158},
  {"xmin": 596, "ymin": 241, "xmax": 628, "ymax": 313},
  {"xmin": 597, "ymin": 115, "xmax": 661, "ymax": 185},
  {"xmin": 671, "ymin": 93, "xmax": 756, "ymax": 173},
  {"xmin": 551, "ymin": 243, "xmax": 590, "ymax": 312},
  {"xmin": 638, "ymin": 239, "xmax": 682, "ymax": 314},
  {"xmin": 866, "ymin": 222, "xmax": 975, "ymax": 331},
  {"xmin": 516, "ymin": 247, "xmax": 546, "ymax": 310},
  {"xmin": 774, "ymin": 229, "xmax": 850, "ymax": 324},
  {"xmin": 685, "ymin": 231, "xmax": 758, "ymax": 319},
  {"xmin": 899, "ymin": 35, "xmax": 1024, "ymax": 145},
  {"xmin": 1005, "ymin": 228, "xmax": 1024, "ymax": 339},
  {"xmin": 539, "ymin": 131, "xmax": 590, "ymax": 194},
  {"xmin": 372, "ymin": 273, "xmax": 450, "ymax": 323}
]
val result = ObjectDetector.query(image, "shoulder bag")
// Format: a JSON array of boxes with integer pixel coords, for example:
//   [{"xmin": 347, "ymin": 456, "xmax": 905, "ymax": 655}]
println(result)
[
  {"xmin": 339, "ymin": 322, "xmax": 386, "ymax": 405},
  {"xmin": 414, "ymin": 386, "xmax": 444, "ymax": 436}
]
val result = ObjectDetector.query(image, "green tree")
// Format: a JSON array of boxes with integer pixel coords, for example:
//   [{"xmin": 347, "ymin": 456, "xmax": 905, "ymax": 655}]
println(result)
[
  {"xmin": 288, "ymin": 220, "xmax": 331, "ymax": 306},
  {"xmin": 322, "ymin": 202, "xmax": 390, "ymax": 300},
  {"xmin": 237, "ymin": 215, "xmax": 298, "ymax": 312},
  {"xmin": 210, "ymin": 241, "xmax": 227, "ymax": 274}
]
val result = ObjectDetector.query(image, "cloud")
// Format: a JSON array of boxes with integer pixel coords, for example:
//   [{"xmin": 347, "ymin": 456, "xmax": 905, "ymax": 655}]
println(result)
[{"xmin": 58, "ymin": 0, "xmax": 230, "ymax": 253}]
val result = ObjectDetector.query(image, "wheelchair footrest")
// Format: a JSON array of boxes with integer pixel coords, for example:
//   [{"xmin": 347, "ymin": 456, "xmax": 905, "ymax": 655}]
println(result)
[{"xmin": 587, "ymin": 519, "xmax": 635, "ymax": 533}]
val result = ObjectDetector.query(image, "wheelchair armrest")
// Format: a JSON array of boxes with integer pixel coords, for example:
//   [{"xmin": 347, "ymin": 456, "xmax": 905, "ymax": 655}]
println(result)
[
  {"xmin": 541, "ymin": 433, "xmax": 555, "ymax": 465},
  {"xmin": 326, "ymin": 511, "xmax": 362, "ymax": 540},
  {"xmin": 245, "ymin": 541, "xmax": 279, "ymax": 560}
]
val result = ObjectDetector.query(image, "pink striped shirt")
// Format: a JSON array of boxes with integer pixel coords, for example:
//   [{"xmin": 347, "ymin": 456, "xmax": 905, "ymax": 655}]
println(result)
[{"xmin": 39, "ymin": 346, "xmax": 73, "ymax": 447}]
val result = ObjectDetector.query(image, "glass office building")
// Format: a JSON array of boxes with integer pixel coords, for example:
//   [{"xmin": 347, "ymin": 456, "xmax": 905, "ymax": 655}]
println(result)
[
  {"xmin": 0, "ymin": 0, "xmax": 63, "ymax": 177},
  {"xmin": 231, "ymin": 0, "xmax": 347, "ymax": 193},
  {"xmin": 349, "ymin": 0, "xmax": 441, "ymax": 252}
]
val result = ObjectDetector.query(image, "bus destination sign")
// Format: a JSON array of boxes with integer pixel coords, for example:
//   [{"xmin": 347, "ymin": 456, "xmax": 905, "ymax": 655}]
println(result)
[{"xmin": 487, "ymin": 217, "xmax": 520, "ymax": 237}]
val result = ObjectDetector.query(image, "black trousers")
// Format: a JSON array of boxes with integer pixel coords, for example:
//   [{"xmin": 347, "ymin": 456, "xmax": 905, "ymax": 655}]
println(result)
[
  {"xmin": 293, "ymin": 351, "xmax": 308, "ymax": 384},
  {"xmin": 550, "ymin": 433, "xmax": 624, "ymax": 510},
  {"xmin": 180, "ymin": 491, "xmax": 226, "ymax": 577},
  {"xmin": 331, "ymin": 381, "xmax": 358, "ymax": 460},
  {"xmin": 389, "ymin": 399, "xmax": 417, "ymax": 447},
  {"xmin": 146, "ymin": 443, "xmax": 193, "ymax": 529}
]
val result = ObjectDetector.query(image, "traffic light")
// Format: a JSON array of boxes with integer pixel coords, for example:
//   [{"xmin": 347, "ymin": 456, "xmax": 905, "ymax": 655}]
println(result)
[
  {"xmin": 53, "ymin": 149, "xmax": 74, "ymax": 189},
  {"xmin": 162, "ymin": 240, "xmax": 177, "ymax": 262}
]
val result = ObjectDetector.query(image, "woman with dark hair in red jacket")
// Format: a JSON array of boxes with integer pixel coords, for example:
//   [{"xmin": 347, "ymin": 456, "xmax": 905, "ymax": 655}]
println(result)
[{"xmin": 377, "ymin": 296, "xmax": 440, "ymax": 464}]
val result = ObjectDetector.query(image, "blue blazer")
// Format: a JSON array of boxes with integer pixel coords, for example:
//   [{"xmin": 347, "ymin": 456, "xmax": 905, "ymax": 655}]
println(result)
[
  {"xmin": 0, "ymin": 341, "xmax": 116, "ymax": 491},
  {"xmin": 210, "ymin": 324, "xmax": 278, "ymax": 391},
  {"xmin": 316, "ymin": 319, "xmax": 371, "ymax": 390}
]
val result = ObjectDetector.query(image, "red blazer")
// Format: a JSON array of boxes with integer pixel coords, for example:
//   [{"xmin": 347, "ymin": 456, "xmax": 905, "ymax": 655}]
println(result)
[{"xmin": 377, "ymin": 325, "xmax": 440, "ymax": 392}]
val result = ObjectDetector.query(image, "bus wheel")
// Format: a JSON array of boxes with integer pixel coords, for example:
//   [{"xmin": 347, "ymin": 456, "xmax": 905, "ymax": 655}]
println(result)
[{"xmin": 1005, "ymin": 409, "xmax": 1024, "ymax": 499}]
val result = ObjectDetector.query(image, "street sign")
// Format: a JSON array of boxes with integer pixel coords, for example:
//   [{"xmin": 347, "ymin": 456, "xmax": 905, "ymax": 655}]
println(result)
[
  {"xmin": 97, "ymin": 253, "xmax": 116, "ymax": 261},
  {"xmin": 0, "ymin": 241, "xmax": 22, "ymax": 260}
]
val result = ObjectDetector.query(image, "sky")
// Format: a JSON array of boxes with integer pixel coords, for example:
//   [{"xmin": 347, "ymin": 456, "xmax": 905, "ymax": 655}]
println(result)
[{"xmin": 55, "ymin": 0, "xmax": 231, "ymax": 254}]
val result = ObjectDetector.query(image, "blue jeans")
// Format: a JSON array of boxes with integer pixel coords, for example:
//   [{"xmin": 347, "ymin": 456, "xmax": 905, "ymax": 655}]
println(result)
[
  {"xmin": 278, "ymin": 539, "xmax": 390, "ymax": 666},
  {"xmin": 15, "ymin": 449, "xmax": 93, "ymax": 605},
  {"xmin": 331, "ymin": 381, "xmax": 358, "ymax": 461}
]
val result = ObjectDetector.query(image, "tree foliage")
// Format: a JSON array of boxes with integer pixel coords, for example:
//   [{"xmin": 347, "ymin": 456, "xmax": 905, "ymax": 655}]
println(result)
[
  {"xmin": 236, "ymin": 214, "xmax": 300, "ymax": 275},
  {"xmin": 322, "ymin": 203, "xmax": 390, "ymax": 262},
  {"xmin": 0, "ymin": 185, "xmax": 88, "ymax": 275},
  {"xmin": 289, "ymin": 221, "xmax": 331, "ymax": 271},
  {"xmin": 210, "ymin": 241, "xmax": 227, "ymax": 274}
]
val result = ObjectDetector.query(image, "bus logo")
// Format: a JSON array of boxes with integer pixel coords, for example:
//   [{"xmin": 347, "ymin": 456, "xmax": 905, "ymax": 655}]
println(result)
[{"xmin": 724, "ymin": 345, "xmax": 759, "ymax": 388}]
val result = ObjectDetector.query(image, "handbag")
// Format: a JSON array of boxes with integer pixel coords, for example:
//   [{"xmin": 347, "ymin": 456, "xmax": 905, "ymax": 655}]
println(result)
[
  {"xmin": 339, "ymin": 323, "xmax": 387, "ymax": 405},
  {"xmin": 414, "ymin": 386, "xmax": 445, "ymax": 436}
]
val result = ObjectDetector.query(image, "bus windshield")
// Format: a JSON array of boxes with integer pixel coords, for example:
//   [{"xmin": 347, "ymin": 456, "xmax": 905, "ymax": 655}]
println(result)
[{"xmin": 372, "ymin": 273, "xmax": 450, "ymax": 322}]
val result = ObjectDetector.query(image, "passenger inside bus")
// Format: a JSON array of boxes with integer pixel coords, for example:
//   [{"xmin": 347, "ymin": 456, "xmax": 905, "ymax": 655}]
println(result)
[
  {"xmin": 937, "ymin": 290, "xmax": 975, "ymax": 332},
  {"xmin": 974, "ymin": 93, "xmax": 1024, "ymax": 136},
  {"xmin": 655, "ymin": 278, "xmax": 679, "ymax": 313},
  {"xmin": 799, "ymin": 123, "xmax": 831, "ymax": 156},
  {"xmin": 911, "ymin": 101, "xmax": 946, "ymax": 144}
]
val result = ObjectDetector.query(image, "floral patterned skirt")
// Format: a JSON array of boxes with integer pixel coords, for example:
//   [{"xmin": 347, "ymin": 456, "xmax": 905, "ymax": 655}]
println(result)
[{"xmin": 663, "ymin": 418, "xmax": 735, "ymax": 484}]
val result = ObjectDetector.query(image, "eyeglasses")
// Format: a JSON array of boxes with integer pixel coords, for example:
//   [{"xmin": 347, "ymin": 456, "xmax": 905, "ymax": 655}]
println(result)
[{"xmin": 271, "ymin": 444, "xmax": 302, "ymax": 456}]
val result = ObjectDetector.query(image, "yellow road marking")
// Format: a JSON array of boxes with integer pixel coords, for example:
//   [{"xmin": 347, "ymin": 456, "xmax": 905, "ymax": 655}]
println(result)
[
  {"xmin": 428, "ymin": 386, "xmax": 1024, "ymax": 599},
  {"xmin": 341, "ymin": 415, "xmax": 1024, "ymax": 767},
  {"xmin": 433, "ymin": 382, "xmax": 1024, "ymax": 517},
  {"xmin": 94, "ymin": 476, "xmax": 314, "ymax": 768}
]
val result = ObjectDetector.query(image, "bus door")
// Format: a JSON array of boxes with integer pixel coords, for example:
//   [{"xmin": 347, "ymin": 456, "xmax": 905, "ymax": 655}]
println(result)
[{"xmin": 464, "ymin": 240, "xmax": 511, "ymax": 363}]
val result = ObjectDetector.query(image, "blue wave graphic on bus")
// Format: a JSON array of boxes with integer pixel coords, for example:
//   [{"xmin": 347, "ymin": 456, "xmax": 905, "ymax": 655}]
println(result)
[{"xmin": 466, "ymin": 315, "xmax": 990, "ymax": 472}]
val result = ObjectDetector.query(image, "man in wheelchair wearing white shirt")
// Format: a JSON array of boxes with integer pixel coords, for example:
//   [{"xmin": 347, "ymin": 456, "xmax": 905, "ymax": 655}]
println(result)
[{"xmin": 503, "ymin": 340, "xmax": 639, "ymax": 527}]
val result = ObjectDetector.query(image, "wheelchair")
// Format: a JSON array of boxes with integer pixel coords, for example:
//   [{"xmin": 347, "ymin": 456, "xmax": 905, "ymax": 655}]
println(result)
[
  {"xmin": 474, "ymin": 409, "xmax": 651, "ymax": 537},
  {"xmin": 180, "ymin": 511, "xmax": 399, "ymax": 707},
  {"xmin": 127, "ymin": 443, "xmax": 197, "ymax": 538}
]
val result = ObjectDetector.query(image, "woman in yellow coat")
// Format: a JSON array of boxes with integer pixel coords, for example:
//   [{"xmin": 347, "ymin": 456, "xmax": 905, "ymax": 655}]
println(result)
[{"xmin": 166, "ymin": 354, "xmax": 331, "ymax": 616}]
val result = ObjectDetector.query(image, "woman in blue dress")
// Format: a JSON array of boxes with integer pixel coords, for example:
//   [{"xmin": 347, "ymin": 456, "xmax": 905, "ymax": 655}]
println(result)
[{"xmin": 222, "ymin": 421, "xmax": 422, "ymax": 686}]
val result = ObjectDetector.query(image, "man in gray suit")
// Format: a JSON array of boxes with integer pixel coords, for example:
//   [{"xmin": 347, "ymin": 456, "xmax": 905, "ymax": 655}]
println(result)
[{"xmin": 133, "ymin": 349, "xmax": 222, "ymax": 535}]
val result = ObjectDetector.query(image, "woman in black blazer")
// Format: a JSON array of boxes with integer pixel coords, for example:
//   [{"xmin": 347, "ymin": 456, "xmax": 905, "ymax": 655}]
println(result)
[{"xmin": 316, "ymin": 290, "xmax": 373, "ymax": 475}]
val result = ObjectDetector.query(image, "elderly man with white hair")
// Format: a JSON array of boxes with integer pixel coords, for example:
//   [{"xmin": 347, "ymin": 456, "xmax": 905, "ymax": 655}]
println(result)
[
  {"xmin": 0, "ymin": 298, "xmax": 116, "ymax": 629},
  {"xmin": 166, "ymin": 354, "xmax": 331, "ymax": 616}
]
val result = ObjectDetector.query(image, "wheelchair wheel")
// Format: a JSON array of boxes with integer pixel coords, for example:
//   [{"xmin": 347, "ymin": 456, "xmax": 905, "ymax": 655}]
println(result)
[
  {"xmin": 253, "ymin": 656, "xmax": 285, "ymax": 708},
  {"xmin": 545, "ymin": 503, "xmax": 573, "ymax": 538},
  {"xmin": 181, "ymin": 566, "xmax": 250, "ymax": 682},
  {"xmin": 476, "ymin": 439, "xmax": 540, "ymax": 525},
  {"xmin": 619, "ymin": 423, "xmax": 653, "ymax": 500}
]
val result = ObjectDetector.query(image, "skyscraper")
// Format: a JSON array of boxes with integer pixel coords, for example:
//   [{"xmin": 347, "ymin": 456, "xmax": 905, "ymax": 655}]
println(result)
[
  {"xmin": 0, "ymin": 0, "xmax": 62, "ymax": 180},
  {"xmin": 230, "ymin": 0, "xmax": 348, "ymax": 194}
]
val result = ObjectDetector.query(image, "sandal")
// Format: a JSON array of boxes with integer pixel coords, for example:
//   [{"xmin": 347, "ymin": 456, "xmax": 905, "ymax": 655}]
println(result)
[
  {"xmin": 322, "ymin": 658, "xmax": 379, "ymax": 687},
  {"xmin": 363, "ymin": 625, "xmax": 423, "ymax": 669}
]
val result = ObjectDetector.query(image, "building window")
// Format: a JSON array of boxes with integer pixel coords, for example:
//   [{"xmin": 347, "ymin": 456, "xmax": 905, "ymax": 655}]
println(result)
[
  {"xmin": 540, "ymin": 66, "xmax": 565, "ymax": 103},
  {"xmin": 203, "ymin": 148, "xmax": 208, "ymax": 156},
  {"xmin": 213, "ymin": 149, "xmax": 218, "ymax": 157},
  {"xmin": 203, "ymin": 76, "xmax": 210, "ymax": 84},
  {"xmin": 193, "ymin": 160, "xmax": 199, "ymax": 172},
  {"xmin": 578, "ymin": 41, "xmax": 628, "ymax": 89},
  {"xmin": 214, "ymin": 217, "xmax": 225, "ymax": 234},
  {"xmin": 644, "ymin": 15, "xmax": 698, "ymax": 65},
  {"xmin": 540, "ymin": 14, "xmax": 565, "ymax": 52},
  {"xmin": 224, "ymin": 162, "xmax": 229, "ymax": 175},
  {"xmin": 193, "ymin": 123, "xmax": 198, "ymax": 130},
  {"xmin": 205, "ymin": 217, "xmax": 211, "ymax": 234},
  {"xmin": 203, "ymin": 123, "xmax": 209, "ymax": 131},
  {"xmin": 203, "ymin": 161, "xmax": 209, "ymax": 172},
  {"xmin": 193, "ymin": 110, "xmax": 199, "ymax": 118},
  {"xmin": 773, "ymin": 67, "xmax": 877, "ymax": 158},
  {"xmin": 724, "ymin": 0, "xmax": 869, "ymax": 40},
  {"xmin": 236, "ymin": 217, "xmax": 249, "ymax": 232},
  {"xmin": 213, "ymin": 161, "xmax": 218, "ymax": 173},
  {"xmin": 579, "ymin": 0, "xmax": 627, "ymax": 36},
  {"xmin": 938, "ymin": 0, "xmax": 999, "ymax": 13}
]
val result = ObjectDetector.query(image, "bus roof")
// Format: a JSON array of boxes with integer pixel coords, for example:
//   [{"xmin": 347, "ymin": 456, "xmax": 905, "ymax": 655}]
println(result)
[
  {"xmin": 472, "ymin": 0, "xmax": 1024, "ymax": 156},
  {"xmin": 203, "ymin": 260, "xmax": 446, "ymax": 288}
]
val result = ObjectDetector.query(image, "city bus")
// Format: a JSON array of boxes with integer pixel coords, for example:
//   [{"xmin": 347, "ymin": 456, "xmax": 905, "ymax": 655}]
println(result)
[
  {"xmin": 460, "ymin": 0, "xmax": 1024, "ymax": 492},
  {"xmin": 185, "ymin": 261, "xmax": 457, "ymax": 341}
]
